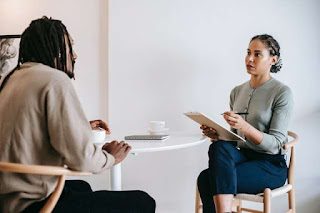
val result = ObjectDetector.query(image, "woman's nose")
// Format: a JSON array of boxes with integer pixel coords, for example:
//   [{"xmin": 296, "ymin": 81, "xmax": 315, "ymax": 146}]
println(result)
[{"xmin": 248, "ymin": 55, "xmax": 254, "ymax": 62}]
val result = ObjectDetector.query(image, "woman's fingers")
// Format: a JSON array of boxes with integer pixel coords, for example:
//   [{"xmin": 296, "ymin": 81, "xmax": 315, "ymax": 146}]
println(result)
[
  {"xmin": 200, "ymin": 125, "xmax": 209, "ymax": 130},
  {"xmin": 202, "ymin": 130, "xmax": 217, "ymax": 137},
  {"xmin": 227, "ymin": 116, "xmax": 238, "ymax": 122},
  {"xmin": 203, "ymin": 128, "xmax": 216, "ymax": 133},
  {"xmin": 224, "ymin": 113, "xmax": 240, "ymax": 125},
  {"xmin": 229, "ymin": 121, "xmax": 236, "ymax": 127},
  {"xmin": 200, "ymin": 125, "xmax": 220, "ymax": 140},
  {"xmin": 201, "ymin": 125, "xmax": 217, "ymax": 130},
  {"xmin": 202, "ymin": 130, "xmax": 219, "ymax": 139}
]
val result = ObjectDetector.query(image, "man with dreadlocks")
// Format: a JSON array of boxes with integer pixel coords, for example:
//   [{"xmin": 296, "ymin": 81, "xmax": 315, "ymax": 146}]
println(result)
[{"xmin": 0, "ymin": 17, "xmax": 156, "ymax": 213}]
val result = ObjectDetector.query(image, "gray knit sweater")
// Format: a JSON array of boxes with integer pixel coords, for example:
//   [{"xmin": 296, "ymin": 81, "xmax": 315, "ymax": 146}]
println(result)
[{"xmin": 230, "ymin": 77, "xmax": 294, "ymax": 155}]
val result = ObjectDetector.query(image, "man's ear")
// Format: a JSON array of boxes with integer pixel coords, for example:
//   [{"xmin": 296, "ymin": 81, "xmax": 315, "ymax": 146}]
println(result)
[{"xmin": 271, "ymin": 55, "xmax": 278, "ymax": 65}]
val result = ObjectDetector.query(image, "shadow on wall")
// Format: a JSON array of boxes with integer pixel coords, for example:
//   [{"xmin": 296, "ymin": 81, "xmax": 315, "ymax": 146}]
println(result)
[
  {"xmin": 297, "ymin": 192, "xmax": 320, "ymax": 213},
  {"xmin": 291, "ymin": 111, "xmax": 320, "ymax": 213},
  {"xmin": 296, "ymin": 177, "xmax": 320, "ymax": 213}
]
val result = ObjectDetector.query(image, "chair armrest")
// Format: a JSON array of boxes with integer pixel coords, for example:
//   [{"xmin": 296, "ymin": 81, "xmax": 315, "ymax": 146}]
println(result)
[
  {"xmin": 0, "ymin": 162, "xmax": 92, "ymax": 176},
  {"xmin": 284, "ymin": 131, "xmax": 299, "ymax": 150}
]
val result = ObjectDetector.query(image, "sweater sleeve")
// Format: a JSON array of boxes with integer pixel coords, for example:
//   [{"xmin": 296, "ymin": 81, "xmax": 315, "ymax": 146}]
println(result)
[
  {"xmin": 229, "ymin": 87, "xmax": 237, "ymax": 134},
  {"xmin": 45, "ymin": 78, "xmax": 115, "ymax": 173},
  {"xmin": 257, "ymin": 86, "xmax": 294, "ymax": 154}
]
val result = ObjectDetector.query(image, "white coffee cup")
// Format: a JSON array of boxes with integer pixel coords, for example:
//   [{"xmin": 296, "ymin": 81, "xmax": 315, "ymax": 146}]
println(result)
[
  {"xmin": 149, "ymin": 121, "xmax": 165, "ymax": 130},
  {"xmin": 92, "ymin": 129, "xmax": 106, "ymax": 143}
]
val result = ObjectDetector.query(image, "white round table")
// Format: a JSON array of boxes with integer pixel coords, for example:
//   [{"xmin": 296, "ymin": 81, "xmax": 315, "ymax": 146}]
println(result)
[{"xmin": 101, "ymin": 131, "xmax": 209, "ymax": 191}]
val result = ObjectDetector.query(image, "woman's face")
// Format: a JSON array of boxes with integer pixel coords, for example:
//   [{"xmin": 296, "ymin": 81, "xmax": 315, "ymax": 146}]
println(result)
[{"xmin": 245, "ymin": 39, "xmax": 277, "ymax": 76}]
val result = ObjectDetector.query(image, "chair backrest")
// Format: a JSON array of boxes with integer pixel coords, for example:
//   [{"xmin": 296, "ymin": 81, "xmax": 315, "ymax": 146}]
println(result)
[
  {"xmin": 0, "ymin": 162, "xmax": 91, "ymax": 213},
  {"xmin": 285, "ymin": 131, "xmax": 299, "ymax": 186}
]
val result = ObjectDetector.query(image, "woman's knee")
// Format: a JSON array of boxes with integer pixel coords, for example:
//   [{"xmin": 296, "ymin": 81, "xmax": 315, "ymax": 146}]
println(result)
[
  {"xmin": 197, "ymin": 169, "xmax": 209, "ymax": 188},
  {"xmin": 197, "ymin": 169, "xmax": 211, "ymax": 196},
  {"xmin": 208, "ymin": 141, "xmax": 232, "ymax": 157}
]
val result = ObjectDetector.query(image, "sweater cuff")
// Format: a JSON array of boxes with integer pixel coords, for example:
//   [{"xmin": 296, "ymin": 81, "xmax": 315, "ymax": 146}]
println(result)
[
  {"xmin": 257, "ymin": 133, "xmax": 277, "ymax": 154},
  {"xmin": 258, "ymin": 133, "xmax": 269, "ymax": 149},
  {"xmin": 102, "ymin": 150, "xmax": 116, "ymax": 169}
]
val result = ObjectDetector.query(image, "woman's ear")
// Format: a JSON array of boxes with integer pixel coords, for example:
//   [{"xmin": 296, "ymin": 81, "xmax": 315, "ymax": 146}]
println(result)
[{"xmin": 271, "ymin": 55, "xmax": 278, "ymax": 65}]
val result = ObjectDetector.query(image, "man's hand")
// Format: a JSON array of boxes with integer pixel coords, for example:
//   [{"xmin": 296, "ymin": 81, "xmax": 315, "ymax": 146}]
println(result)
[
  {"xmin": 102, "ymin": 141, "xmax": 131, "ymax": 165},
  {"xmin": 200, "ymin": 125, "xmax": 224, "ymax": 142},
  {"xmin": 90, "ymin": 120, "xmax": 111, "ymax": 134}
]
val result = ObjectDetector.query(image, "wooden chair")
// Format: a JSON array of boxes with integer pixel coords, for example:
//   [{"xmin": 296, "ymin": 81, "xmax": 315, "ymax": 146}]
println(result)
[
  {"xmin": 195, "ymin": 131, "xmax": 299, "ymax": 213},
  {"xmin": 0, "ymin": 162, "xmax": 92, "ymax": 213}
]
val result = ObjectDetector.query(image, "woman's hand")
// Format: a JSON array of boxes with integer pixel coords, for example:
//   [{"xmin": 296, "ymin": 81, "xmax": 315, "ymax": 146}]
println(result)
[
  {"xmin": 200, "ymin": 125, "xmax": 224, "ymax": 142},
  {"xmin": 90, "ymin": 119, "xmax": 111, "ymax": 134},
  {"xmin": 223, "ymin": 111, "xmax": 250, "ymax": 133}
]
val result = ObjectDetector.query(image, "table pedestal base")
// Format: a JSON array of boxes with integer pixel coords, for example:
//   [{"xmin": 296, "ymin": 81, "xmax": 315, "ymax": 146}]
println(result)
[{"xmin": 110, "ymin": 163, "xmax": 122, "ymax": 190}]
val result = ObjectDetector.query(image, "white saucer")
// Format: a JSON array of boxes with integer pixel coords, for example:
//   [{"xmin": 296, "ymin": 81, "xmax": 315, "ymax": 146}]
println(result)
[{"xmin": 147, "ymin": 128, "xmax": 169, "ymax": 135}]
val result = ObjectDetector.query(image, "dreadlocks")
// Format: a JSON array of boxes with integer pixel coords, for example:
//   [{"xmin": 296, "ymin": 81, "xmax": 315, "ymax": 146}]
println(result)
[{"xmin": 0, "ymin": 16, "xmax": 75, "ymax": 92}]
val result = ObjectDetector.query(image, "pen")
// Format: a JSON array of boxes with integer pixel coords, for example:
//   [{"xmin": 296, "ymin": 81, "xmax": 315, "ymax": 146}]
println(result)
[{"xmin": 221, "ymin": 112, "xmax": 249, "ymax": 115}]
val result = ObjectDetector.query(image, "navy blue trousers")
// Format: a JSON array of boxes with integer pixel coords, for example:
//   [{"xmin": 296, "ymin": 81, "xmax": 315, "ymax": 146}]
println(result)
[{"xmin": 197, "ymin": 141, "xmax": 287, "ymax": 213}]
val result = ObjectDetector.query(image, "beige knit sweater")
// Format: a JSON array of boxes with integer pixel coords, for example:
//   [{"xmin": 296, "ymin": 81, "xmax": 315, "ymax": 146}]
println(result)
[{"xmin": 0, "ymin": 62, "xmax": 115, "ymax": 212}]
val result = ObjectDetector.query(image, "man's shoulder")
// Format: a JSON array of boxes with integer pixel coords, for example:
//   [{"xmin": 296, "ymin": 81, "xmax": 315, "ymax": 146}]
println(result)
[
  {"xmin": 30, "ymin": 63, "xmax": 70, "ymax": 82},
  {"xmin": 14, "ymin": 63, "xmax": 73, "ymax": 95}
]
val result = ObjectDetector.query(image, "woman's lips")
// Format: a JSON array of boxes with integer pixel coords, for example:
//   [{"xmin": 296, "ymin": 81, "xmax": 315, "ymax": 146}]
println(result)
[{"xmin": 246, "ymin": 64, "xmax": 255, "ymax": 70}]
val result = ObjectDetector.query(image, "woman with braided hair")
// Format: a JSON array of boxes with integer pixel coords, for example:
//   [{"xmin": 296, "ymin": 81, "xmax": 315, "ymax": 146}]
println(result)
[
  {"xmin": 0, "ymin": 17, "xmax": 155, "ymax": 213},
  {"xmin": 197, "ymin": 34, "xmax": 293, "ymax": 213}
]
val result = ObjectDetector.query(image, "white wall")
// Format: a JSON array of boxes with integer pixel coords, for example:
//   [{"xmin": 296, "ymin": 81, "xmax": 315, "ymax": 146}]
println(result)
[
  {"xmin": 0, "ymin": 0, "xmax": 110, "ymax": 190},
  {"xmin": 2, "ymin": 0, "xmax": 320, "ymax": 212},
  {"xmin": 109, "ymin": 0, "xmax": 320, "ymax": 212},
  {"xmin": 0, "ymin": 0, "xmax": 108, "ymax": 121}
]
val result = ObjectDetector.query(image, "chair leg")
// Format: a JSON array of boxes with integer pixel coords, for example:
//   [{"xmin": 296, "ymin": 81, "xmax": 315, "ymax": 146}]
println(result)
[
  {"xmin": 263, "ymin": 188, "xmax": 271, "ymax": 213},
  {"xmin": 40, "ymin": 175, "xmax": 66, "ymax": 213},
  {"xmin": 232, "ymin": 198, "xmax": 242, "ymax": 213},
  {"xmin": 195, "ymin": 185, "xmax": 202, "ymax": 213},
  {"xmin": 237, "ymin": 199, "xmax": 242, "ymax": 213},
  {"xmin": 288, "ymin": 188, "xmax": 296, "ymax": 213}
]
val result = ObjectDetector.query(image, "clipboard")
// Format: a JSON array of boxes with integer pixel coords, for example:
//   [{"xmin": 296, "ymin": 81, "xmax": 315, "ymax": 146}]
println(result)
[{"xmin": 184, "ymin": 112, "xmax": 246, "ymax": 142}]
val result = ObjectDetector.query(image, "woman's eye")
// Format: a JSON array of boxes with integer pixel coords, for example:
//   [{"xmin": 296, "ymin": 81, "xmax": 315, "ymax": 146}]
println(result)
[
  {"xmin": 247, "ymin": 52, "xmax": 250, "ymax": 55},
  {"xmin": 255, "ymin": 53, "xmax": 261, "ymax": 57}
]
